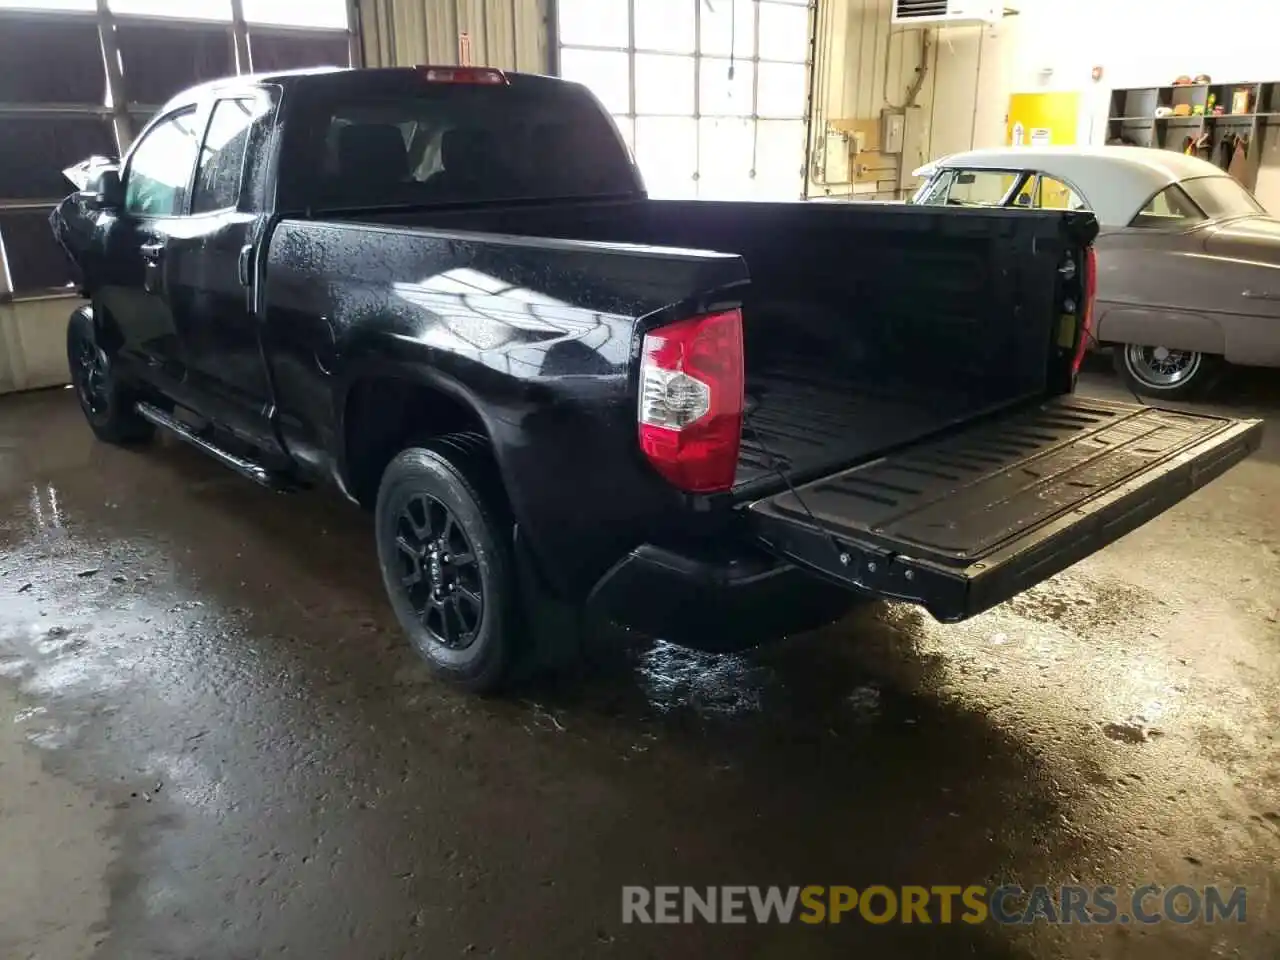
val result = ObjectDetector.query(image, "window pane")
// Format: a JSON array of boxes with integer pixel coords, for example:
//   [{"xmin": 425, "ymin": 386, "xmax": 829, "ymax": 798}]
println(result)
[
  {"xmin": 1130, "ymin": 184, "xmax": 1205, "ymax": 228},
  {"xmin": 697, "ymin": 117, "xmax": 753, "ymax": 199},
  {"xmin": 634, "ymin": 54, "xmax": 693, "ymax": 115},
  {"xmin": 301, "ymin": 85, "xmax": 636, "ymax": 210},
  {"xmin": 557, "ymin": 0, "xmax": 628, "ymax": 46},
  {"xmin": 1036, "ymin": 176, "xmax": 1086, "ymax": 211},
  {"xmin": 560, "ymin": 48, "xmax": 629, "ymax": 114},
  {"xmin": 192, "ymin": 99, "xmax": 268, "ymax": 214},
  {"xmin": 700, "ymin": 0, "xmax": 753, "ymax": 58},
  {"xmin": 753, "ymin": 118, "xmax": 803, "ymax": 199},
  {"xmin": 0, "ymin": 0, "xmax": 93, "ymax": 9},
  {"xmin": 0, "ymin": 209, "xmax": 76, "ymax": 294},
  {"xmin": 125, "ymin": 109, "xmax": 200, "ymax": 216},
  {"xmin": 0, "ymin": 118, "xmax": 116, "ymax": 199},
  {"xmin": 116, "ymin": 22, "xmax": 234, "ymax": 105},
  {"xmin": 947, "ymin": 171, "xmax": 1016, "ymax": 206},
  {"xmin": 242, "ymin": 0, "xmax": 347, "ymax": 28},
  {"xmin": 0, "ymin": 20, "xmax": 104, "ymax": 103},
  {"xmin": 1182, "ymin": 176, "xmax": 1263, "ymax": 218},
  {"xmin": 109, "ymin": 0, "xmax": 230, "ymax": 19},
  {"xmin": 914, "ymin": 172, "xmax": 952, "ymax": 205},
  {"xmin": 700, "ymin": 58, "xmax": 752, "ymax": 117},
  {"xmin": 249, "ymin": 31, "xmax": 349, "ymax": 71},
  {"xmin": 756, "ymin": 61, "xmax": 806, "ymax": 117},
  {"xmin": 757, "ymin": 1, "xmax": 810, "ymax": 61},
  {"xmin": 634, "ymin": 117, "xmax": 695, "ymax": 199},
  {"xmin": 634, "ymin": 0, "xmax": 694, "ymax": 54}
]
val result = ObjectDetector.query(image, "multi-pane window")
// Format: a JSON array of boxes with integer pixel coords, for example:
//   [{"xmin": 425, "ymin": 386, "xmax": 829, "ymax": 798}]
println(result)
[
  {"xmin": 558, "ymin": 0, "xmax": 811, "ymax": 200},
  {"xmin": 0, "ymin": 0, "xmax": 350, "ymax": 297}
]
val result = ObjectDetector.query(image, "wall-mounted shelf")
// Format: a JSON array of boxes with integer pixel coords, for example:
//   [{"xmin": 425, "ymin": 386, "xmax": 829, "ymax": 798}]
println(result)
[{"xmin": 1105, "ymin": 80, "xmax": 1280, "ymax": 190}]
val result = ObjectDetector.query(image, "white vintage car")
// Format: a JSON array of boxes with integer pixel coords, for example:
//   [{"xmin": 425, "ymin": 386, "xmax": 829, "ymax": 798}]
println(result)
[{"xmin": 912, "ymin": 146, "xmax": 1280, "ymax": 399}]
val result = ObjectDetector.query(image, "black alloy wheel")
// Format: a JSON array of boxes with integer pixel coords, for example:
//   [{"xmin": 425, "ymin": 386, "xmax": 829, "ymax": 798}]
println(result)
[
  {"xmin": 72, "ymin": 334, "xmax": 110, "ymax": 417},
  {"xmin": 394, "ymin": 493, "xmax": 484, "ymax": 649},
  {"xmin": 65, "ymin": 307, "xmax": 154, "ymax": 444}
]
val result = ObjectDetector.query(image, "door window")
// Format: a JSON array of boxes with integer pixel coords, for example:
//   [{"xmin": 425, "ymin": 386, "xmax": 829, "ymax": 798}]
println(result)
[
  {"xmin": 1020, "ymin": 175, "xmax": 1087, "ymax": 210},
  {"xmin": 915, "ymin": 169, "xmax": 1020, "ymax": 207},
  {"xmin": 192, "ymin": 97, "xmax": 272, "ymax": 214},
  {"xmin": 946, "ymin": 170, "xmax": 1021, "ymax": 206},
  {"xmin": 124, "ymin": 107, "xmax": 201, "ymax": 217}
]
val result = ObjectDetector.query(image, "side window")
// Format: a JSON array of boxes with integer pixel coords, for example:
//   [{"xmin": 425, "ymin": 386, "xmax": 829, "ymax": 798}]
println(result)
[
  {"xmin": 1130, "ymin": 184, "xmax": 1206, "ymax": 229},
  {"xmin": 192, "ymin": 98, "xmax": 273, "ymax": 214},
  {"xmin": 124, "ymin": 108, "xmax": 201, "ymax": 217},
  {"xmin": 1037, "ymin": 176, "xmax": 1087, "ymax": 211},
  {"xmin": 945, "ymin": 170, "xmax": 1018, "ymax": 207}
]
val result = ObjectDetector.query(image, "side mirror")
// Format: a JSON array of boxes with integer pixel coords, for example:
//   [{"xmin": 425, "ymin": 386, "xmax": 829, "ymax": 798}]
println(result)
[{"xmin": 81, "ymin": 168, "xmax": 123, "ymax": 211}]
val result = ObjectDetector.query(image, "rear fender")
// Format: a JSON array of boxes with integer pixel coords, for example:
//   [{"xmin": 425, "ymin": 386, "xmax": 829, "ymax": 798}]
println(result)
[{"xmin": 1095, "ymin": 303, "xmax": 1226, "ymax": 354}]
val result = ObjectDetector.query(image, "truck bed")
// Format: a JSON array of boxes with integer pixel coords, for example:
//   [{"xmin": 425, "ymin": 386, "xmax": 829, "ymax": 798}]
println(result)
[
  {"xmin": 737, "ymin": 361, "xmax": 1003, "ymax": 488},
  {"xmin": 366, "ymin": 198, "xmax": 1091, "ymax": 496}
]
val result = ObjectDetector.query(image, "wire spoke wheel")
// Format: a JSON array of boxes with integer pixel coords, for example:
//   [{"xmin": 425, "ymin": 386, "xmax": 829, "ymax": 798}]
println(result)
[
  {"xmin": 394, "ymin": 493, "xmax": 482, "ymax": 650},
  {"xmin": 1124, "ymin": 344, "xmax": 1202, "ymax": 388}
]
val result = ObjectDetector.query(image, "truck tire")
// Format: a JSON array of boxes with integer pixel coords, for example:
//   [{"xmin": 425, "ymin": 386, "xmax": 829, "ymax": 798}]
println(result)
[
  {"xmin": 1113, "ymin": 343, "xmax": 1221, "ymax": 401},
  {"xmin": 66, "ymin": 307, "xmax": 155, "ymax": 444},
  {"xmin": 374, "ymin": 435, "xmax": 517, "ymax": 693}
]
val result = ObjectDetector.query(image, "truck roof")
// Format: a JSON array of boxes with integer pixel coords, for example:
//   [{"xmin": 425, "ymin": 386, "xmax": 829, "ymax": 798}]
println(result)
[{"xmin": 167, "ymin": 65, "xmax": 562, "ymax": 106}]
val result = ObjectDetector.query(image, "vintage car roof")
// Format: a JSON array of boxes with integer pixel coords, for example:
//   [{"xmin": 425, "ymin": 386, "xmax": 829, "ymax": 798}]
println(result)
[{"xmin": 914, "ymin": 146, "xmax": 1231, "ymax": 226}]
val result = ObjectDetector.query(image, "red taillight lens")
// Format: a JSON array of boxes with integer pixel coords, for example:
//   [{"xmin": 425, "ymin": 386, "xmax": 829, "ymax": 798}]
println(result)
[
  {"xmin": 638, "ymin": 309, "xmax": 744, "ymax": 493},
  {"xmin": 1073, "ymin": 245, "xmax": 1097, "ymax": 375},
  {"xmin": 419, "ymin": 66, "xmax": 508, "ymax": 85}
]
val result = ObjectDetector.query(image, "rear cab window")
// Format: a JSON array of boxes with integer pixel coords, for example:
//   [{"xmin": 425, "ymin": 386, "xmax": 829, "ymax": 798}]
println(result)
[
  {"xmin": 282, "ymin": 72, "xmax": 641, "ymax": 211},
  {"xmin": 1130, "ymin": 184, "xmax": 1205, "ymax": 229},
  {"xmin": 191, "ymin": 95, "xmax": 275, "ymax": 214}
]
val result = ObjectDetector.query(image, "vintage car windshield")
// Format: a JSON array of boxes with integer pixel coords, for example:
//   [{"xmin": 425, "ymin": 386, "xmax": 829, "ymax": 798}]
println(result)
[{"xmin": 1180, "ymin": 175, "xmax": 1264, "ymax": 220}]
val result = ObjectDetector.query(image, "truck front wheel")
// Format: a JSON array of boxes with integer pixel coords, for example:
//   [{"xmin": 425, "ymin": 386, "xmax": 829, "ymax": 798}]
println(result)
[
  {"xmin": 374, "ymin": 435, "xmax": 516, "ymax": 693},
  {"xmin": 67, "ymin": 307, "xmax": 154, "ymax": 444}
]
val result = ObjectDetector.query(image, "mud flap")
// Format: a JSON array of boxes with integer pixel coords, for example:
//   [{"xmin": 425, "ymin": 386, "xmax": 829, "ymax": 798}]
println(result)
[{"xmin": 747, "ymin": 397, "xmax": 1263, "ymax": 622}]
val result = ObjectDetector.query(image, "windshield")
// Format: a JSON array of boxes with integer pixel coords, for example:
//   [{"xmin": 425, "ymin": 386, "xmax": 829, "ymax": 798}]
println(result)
[
  {"xmin": 1181, "ymin": 176, "xmax": 1264, "ymax": 220},
  {"xmin": 292, "ymin": 80, "xmax": 640, "ymax": 211}
]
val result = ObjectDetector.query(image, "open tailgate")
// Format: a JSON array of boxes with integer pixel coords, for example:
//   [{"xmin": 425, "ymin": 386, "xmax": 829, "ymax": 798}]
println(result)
[{"xmin": 747, "ymin": 397, "xmax": 1262, "ymax": 622}]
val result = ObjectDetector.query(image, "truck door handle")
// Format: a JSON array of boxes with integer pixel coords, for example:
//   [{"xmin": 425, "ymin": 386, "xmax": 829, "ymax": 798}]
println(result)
[
  {"xmin": 140, "ymin": 242, "xmax": 164, "ymax": 294},
  {"xmin": 238, "ymin": 244, "xmax": 254, "ymax": 287}
]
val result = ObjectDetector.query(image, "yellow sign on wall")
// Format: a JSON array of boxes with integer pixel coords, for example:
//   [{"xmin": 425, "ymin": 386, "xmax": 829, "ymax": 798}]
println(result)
[{"xmin": 1006, "ymin": 92, "xmax": 1080, "ymax": 148}]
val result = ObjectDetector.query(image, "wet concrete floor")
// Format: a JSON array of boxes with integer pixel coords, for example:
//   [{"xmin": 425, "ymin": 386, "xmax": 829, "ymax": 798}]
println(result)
[{"xmin": 0, "ymin": 370, "xmax": 1277, "ymax": 959}]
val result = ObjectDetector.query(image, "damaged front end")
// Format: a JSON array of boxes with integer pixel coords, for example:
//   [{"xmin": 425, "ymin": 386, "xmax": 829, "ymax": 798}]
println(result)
[{"xmin": 49, "ymin": 156, "xmax": 123, "ymax": 295}]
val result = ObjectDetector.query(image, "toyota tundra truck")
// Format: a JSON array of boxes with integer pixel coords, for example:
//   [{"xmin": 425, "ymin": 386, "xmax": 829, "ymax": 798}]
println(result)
[{"xmin": 50, "ymin": 66, "xmax": 1263, "ymax": 692}]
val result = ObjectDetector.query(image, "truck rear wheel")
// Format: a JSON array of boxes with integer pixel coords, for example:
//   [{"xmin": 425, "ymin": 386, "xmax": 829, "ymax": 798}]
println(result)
[
  {"xmin": 67, "ymin": 307, "xmax": 155, "ymax": 445},
  {"xmin": 374, "ymin": 435, "xmax": 516, "ymax": 693}
]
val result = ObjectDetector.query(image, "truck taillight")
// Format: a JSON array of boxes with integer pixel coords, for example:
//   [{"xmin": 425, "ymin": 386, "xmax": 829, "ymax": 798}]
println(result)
[
  {"xmin": 419, "ymin": 66, "xmax": 508, "ymax": 85},
  {"xmin": 638, "ymin": 309, "xmax": 744, "ymax": 493},
  {"xmin": 1073, "ymin": 246, "xmax": 1097, "ymax": 376}
]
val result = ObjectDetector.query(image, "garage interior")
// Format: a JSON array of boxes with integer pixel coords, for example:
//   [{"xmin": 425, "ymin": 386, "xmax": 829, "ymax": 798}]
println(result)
[{"xmin": 0, "ymin": 1, "xmax": 1277, "ymax": 958}]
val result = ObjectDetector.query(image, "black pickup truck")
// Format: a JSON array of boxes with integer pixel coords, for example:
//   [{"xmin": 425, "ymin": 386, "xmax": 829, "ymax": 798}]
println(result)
[{"xmin": 51, "ymin": 66, "xmax": 1262, "ymax": 692}]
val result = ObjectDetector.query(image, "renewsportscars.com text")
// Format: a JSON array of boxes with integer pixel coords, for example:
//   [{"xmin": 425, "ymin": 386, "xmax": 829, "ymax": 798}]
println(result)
[{"xmin": 622, "ymin": 884, "xmax": 1248, "ymax": 925}]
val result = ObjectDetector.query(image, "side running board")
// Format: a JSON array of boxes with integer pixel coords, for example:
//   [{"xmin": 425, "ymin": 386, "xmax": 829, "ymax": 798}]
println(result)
[{"xmin": 134, "ymin": 402, "xmax": 294, "ymax": 491}]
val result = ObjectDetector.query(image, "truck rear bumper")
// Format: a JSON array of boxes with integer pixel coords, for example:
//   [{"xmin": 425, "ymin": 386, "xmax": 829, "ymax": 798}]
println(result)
[{"xmin": 585, "ymin": 542, "xmax": 860, "ymax": 652}]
